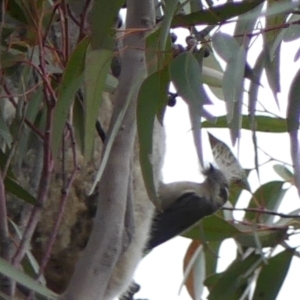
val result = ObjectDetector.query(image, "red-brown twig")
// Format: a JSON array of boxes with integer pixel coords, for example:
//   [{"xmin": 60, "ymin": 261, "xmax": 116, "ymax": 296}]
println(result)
[
  {"xmin": 223, "ymin": 207, "xmax": 300, "ymax": 219},
  {"xmin": 26, "ymin": 122, "xmax": 79, "ymax": 300}
]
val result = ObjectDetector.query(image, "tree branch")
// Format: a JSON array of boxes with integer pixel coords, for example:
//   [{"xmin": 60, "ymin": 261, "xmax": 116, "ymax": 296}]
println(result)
[{"xmin": 61, "ymin": 1, "xmax": 155, "ymax": 299}]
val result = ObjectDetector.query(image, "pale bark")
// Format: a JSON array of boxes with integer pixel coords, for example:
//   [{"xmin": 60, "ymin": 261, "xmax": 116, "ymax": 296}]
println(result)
[{"xmin": 60, "ymin": 1, "xmax": 155, "ymax": 299}]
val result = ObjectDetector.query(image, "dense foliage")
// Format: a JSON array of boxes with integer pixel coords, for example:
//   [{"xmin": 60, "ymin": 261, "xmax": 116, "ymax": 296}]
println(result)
[{"xmin": 0, "ymin": 0, "xmax": 300, "ymax": 300}]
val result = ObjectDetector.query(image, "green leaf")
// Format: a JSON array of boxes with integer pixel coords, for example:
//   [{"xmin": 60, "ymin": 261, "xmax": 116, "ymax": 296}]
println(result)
[
  {"xmin": 6, "ymin": 0, "xmax": 29, "ymax": 24},
  {"xmin": 263, "ymin": 46, "xmax": 280, "ymax": 103},
  {"xmin": 287, "ymin": 68, "xmax": 300, "ymax": 132},
  {"xmin": 170, "ymin": 52, "xmax": 210, "ymax": 113},
  {"xmin": 0, "ymin": 257, "xmax": 58, "ymax": 299},
  {"xmin": 234, "ymin": 2, "xmax": 264, "ymax": 47},
  {"xmin": 158, "ymin": 0, "xmax": 177, "ymax": 66},
  {"xmin": 83, "ymin": 48, "xmax": 113, "ymax": 159},
  {"xmin": 202, "ymin": 115, "xmax": 287, "ymax": 132},
  {"xmin": 204, "ymin": 241, "xmax": 221, "ymax": 276},
  {"xmin": 9, "ymin": 219, "xmax": 46, "ymax": 285},
  {"xmin": 171, "ymin": 0, "xmax": 264, "ymax": 27},
  {"xmin": 0, "ymin": 113, "xmax": 12, "ymax": 147},
  {"xmin": 5, "ymin": 177, "xmax": 36, "ymax": 205},
  {"xmin": 16, "ymin": 87, "xmax": 43, "ymax": 166},
  {"xmin": 283, "ymin": 14, "xmax": 300, "ymax": 42},
  {"xmin": 0, "ymin": 51, "xmax": 25, "ymax": 69},
  {"xmin": 242, "ymin": 1, "xmax": 299, "ymax": 21},
  {"xmin": 202, "ymin": 53, "xmax": 224, "ymax": 100},
  {"xmin": 184, "ymin": 215, "xmax": 240, "ymax": 241},
  {"xmin": 212, "ymin": 32, "xmax": 240, "ymax": 63},
  {"xmin": 90, "ymin": 0, "xmax": 124, "ymax": 49},
  {"xmin": 207, "ymin": 254, "xmax": 261, "ymax": 300},
  {"xmin": 223, "ymin": 46, "xmax": 246, "ymax": 124},
  {"xmin": 245, "ymin": 181, "xmax": 287, "ymax": 225},
  {"xmin": 252, "ymin": 249, "xmax": 294, "ymax": 300},
  {"xmin": 137, "ymin": 68, "xmax": 169, "ymax": 207},
  {"xmin": 273, "ymin": 164, "xmax": 294, "ymax": 182},
  {"xmin": 51, "ymin": 36, "xmax": 90, "ymax": 159},
  {"xmin": 235, "ymin": 228, "xmax": 287, "ymax": 248}
]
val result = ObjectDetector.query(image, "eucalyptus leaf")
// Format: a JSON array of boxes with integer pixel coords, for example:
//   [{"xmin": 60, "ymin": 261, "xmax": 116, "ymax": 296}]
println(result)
[
  {"xmin": 0, "ymin": 257, "xmax": 58, "ymax": 299},
  {"xmin": 52, "ymin": 37, "xmax": 90, "ymax": 159},
  {"xmin": 252, "ymin": 249, "xmax": 294, "ymax": 300},
  {"xmin": 84, "ymin": 48, "xmax": 113, "ymax": 159},
  {"xmin": 171, "ymin": 1, "xmax": 264, "ymax": 27}
]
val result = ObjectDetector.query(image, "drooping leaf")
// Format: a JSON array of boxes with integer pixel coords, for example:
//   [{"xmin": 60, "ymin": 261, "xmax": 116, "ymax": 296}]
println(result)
[
  {"xmin": 287, "ymin": 67, "xmax": 300, "ymax": 194},
  {"xmin": 283, "ymin": 14, "xmax": 300, "ymax": 42},
  {"xmin": 51, "ymin": 36, "xmax": 90, "ymax": 159},
  {"xmin": 183, "ymin": 241, "xmax": 205, "ymax": 300},
  {"xmin": 0, "ymin": 50, "xmax": 25, "ymax": 69},
  {"xmin": 184, "ymin": 215, "xmax": 240, "ymax": 241},
  {"xmin": 9, "ymin": 219, "xmax": 46, "ymax": 285},
  {"xmin": 207, "ymin": 254, "xmax": 261, "ymax": 300},
  {"xmin": 245, "ymin": 181, "xmax": 286, "ymax": 225},
  {"xmin": 171, "ymin": 1, "xmax": 264, "ymax": 27},
  {"xmin": 83, "ymin": 48, "xmax": 113, "ymax": 159},
  {"xmin": 0, "ymin": 113, "xmax": 12, "ymax": 147},
  {"xmin": 0, "ymin": 257, "xmax": 58, "ymax": 300},
  {"xmin": 242, "ymin": 1, "xmax": 299, "ymax": 21},
  {"xmin": 202, "ymin": 51, "xmax": 224, "ymax": 100},
  {"xmin": 204, "ymin": 241, "xmax": 222, "ymax": 278},
  {"xmin": 222, "ymin": 46, "xmax": 246, "ymax": 125},
  {"xmin": 158, "ymin": 0, "xmax": 178, "ymax": 68},
  {"xmin": 4, "ymin": 177, "xmax": 36, "ymax": 205},
  {"xmin": 252, "ymin": 249, "xmax": 294, "ymax": 300},
  {"xmin": 136, "ymin": 68, "xmax": 169, "ymax": 207},
  {"xmin": 234, "ymin": 2, "xmax": 264, "ymax": 47},
  {"xmin": 235, "ymin": 228, "xmax": 287, "ymax": 248},
  {"xmin": 263, "ymin": 45, "xmax": 280, "ymax": 102},
  {"xmin": 287, "ymin": 68, "xmax": 300, "ymax": 133},
  {"xmin": 16, "ymin": 87, "xmax": 43, "ymax": 167},
  {"xmin": 170, "ymin": 52, "xmax": 211, "ymax": 115},
  {"xmin": 202, "ymin": 115, "xmax": 287, "ymax": 132},
  {"xmin": 273, "ymin": 164, "xmax": 294, "ymax": 183},
  {"xmin": 90, "ymin": 0, "xmax": 124, "ymax": 50},
  {"xmin": 212, "ymin": 32, "xmax": 240, "ymax": 63}
]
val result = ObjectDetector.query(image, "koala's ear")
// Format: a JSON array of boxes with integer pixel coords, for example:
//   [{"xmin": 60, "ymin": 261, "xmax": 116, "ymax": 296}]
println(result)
[{"xmin": 208, "ymin": 133, "xmax": 248, "ymax": 188}]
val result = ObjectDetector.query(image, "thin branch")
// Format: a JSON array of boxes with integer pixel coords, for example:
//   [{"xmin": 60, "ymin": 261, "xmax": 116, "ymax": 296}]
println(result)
[
  {"xmin": 61, "ymin": 1, "xmax": 156, "ymax": 299},
  {"xmin": 12, "ymin": 105, "xmax": 54, "ymax": 267},
  {"xmin": 223, "ymin": 207, "xmax": 300, "ymax": 219},
  {"xmin": 26, "ymin": 124, "xmax": 79, "ymax": 300}
]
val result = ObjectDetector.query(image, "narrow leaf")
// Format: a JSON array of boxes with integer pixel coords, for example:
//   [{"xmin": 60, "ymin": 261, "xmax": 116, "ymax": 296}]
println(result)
[
  {"xmin": 137, "ymin": 69, "xmax": 169, "ymax": 207},
  {"xmin": 245, "ymin": 181, "xmax": 286, "ymax": 224},
  {"xmin": 170, "ymin": 52, "xmax": 210, "ymax": 115},
  {"xmin": 287, "ymin": 69, "xmax": 300, "ymax": 194},
  {"xmin": 203, "ymin": 115, "xmax": 287, "ymax": 133},
  {"xmin": 52, "ymin": 37, "xmax": 90, "ymax": 158},
  {"xmin": 207, "ymin": 254, "xmax": 261, "ymax": 300},
  {"xmin": 171, "ymin": 1, "xmax": 264, "ymax": 27},
  {"xmin": 222, "ymin": 46, "xmax": 246, "ymax": 123},
  {"xmin": 90, "ymin": 0, "xmax": 124, "ymax": 49},
  {"xmin": 273, "ymin": 164, "xmax": 294, "ymax": 183},
  {"xmin": 0, "ymin": 257, "xmax": 58, "ymax": 299},
  {"xmin": 4, "ymin": 177, "xmax": 36, "ymax": 205},
  {"xmin": 84, "ymin": 48, "xmax": 113, "ymax": 159},
  {"xmin": 212, "ymin": 32, "xmax": 239, "ymax": 62},
  {"xmin": 184, "ymin": 215, "xmax": 240, "ymax": 241},
  {"xmin": 252, "ymin": 249, "xmax": 294, "ymax": 300},
  {"xmin": 235, "ymin": 228, "xmax": 287, "ymax": 248}
]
